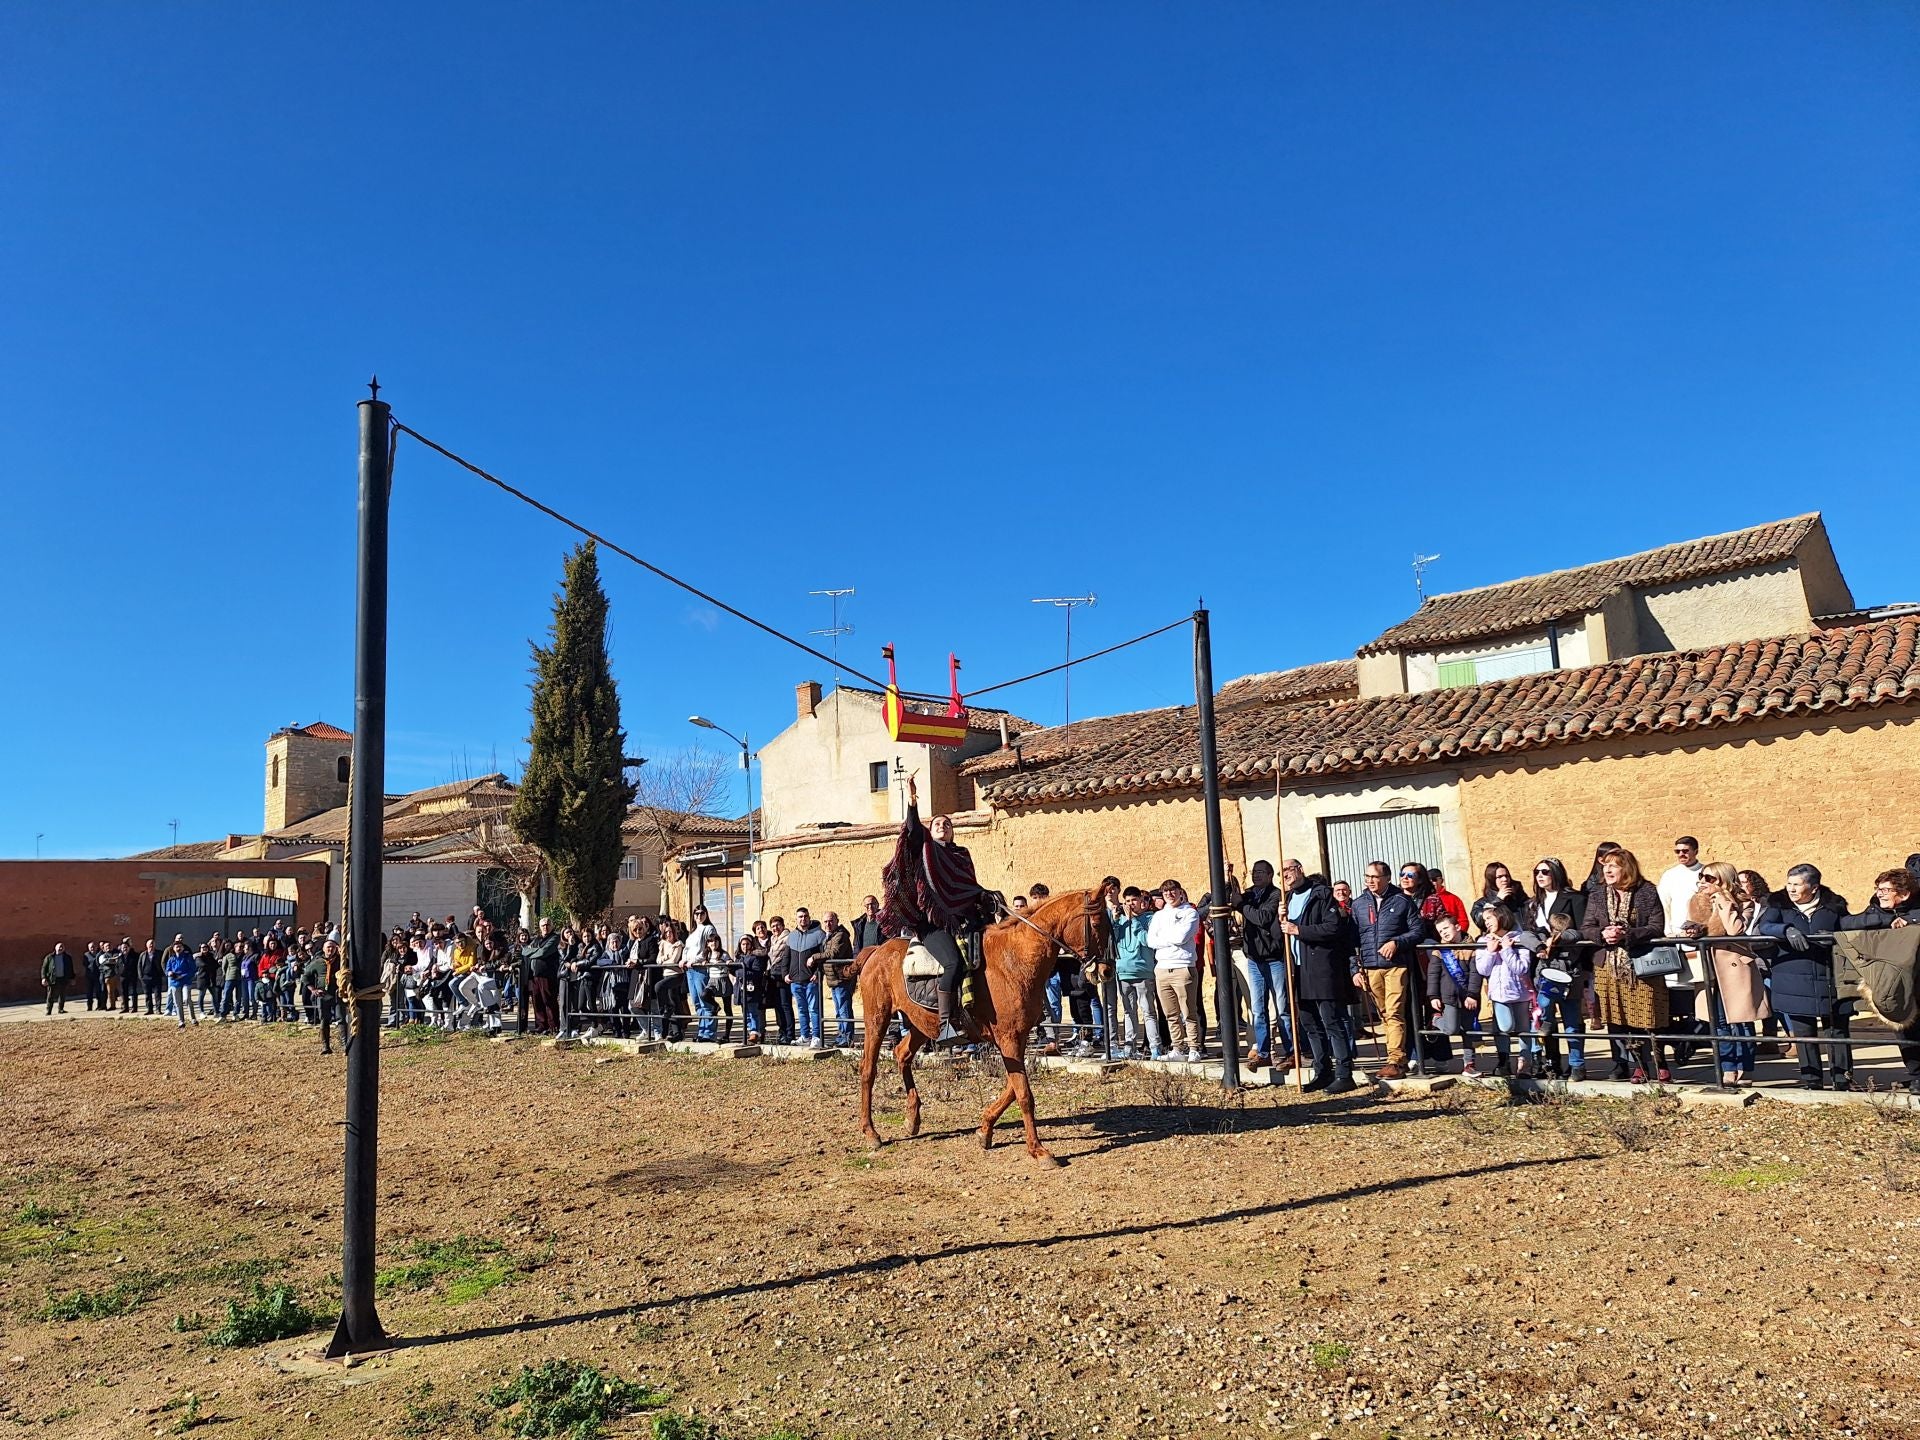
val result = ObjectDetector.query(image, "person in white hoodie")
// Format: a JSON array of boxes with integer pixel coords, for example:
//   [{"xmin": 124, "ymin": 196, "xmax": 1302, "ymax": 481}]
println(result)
[{"xmin": 1147, "ymin": 879, "xmax": 1203, "ymax": 1063}]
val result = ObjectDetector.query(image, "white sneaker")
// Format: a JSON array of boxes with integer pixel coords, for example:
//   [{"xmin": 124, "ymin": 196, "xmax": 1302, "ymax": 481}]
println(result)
[{"xmin": 1185, "ymin": 1049, "xmax": 1202, "ymax": 1063}]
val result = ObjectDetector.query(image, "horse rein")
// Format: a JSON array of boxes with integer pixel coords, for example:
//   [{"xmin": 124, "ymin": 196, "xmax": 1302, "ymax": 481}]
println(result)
[{"xmin": 1003, "ymin": 894, "xmax": 1108, "ymax": 970}]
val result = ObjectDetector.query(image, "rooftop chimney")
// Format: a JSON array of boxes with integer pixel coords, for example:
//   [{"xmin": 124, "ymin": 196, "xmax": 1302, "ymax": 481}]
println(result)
[{"xmin": 796, "ymin": 680, "xmax": 822, "ymax": 721}]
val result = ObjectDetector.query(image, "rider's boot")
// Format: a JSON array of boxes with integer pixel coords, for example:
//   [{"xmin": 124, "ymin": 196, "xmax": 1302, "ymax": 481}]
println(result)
[{"xmin": 935, "ymin": 987, "xmax": 967, "ymax": 1048}]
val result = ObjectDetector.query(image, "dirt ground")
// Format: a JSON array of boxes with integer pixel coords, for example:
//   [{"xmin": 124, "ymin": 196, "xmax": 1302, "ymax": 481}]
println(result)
[{"xmin": 5, "ymin": 1019, "xmax": 1920, "ymax": 1440}]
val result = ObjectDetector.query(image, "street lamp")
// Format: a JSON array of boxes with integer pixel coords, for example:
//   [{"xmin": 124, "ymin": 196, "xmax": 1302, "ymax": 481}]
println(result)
[{"xmin": 687, "ymin": 716, "xmax": 757, "ymax": 873}]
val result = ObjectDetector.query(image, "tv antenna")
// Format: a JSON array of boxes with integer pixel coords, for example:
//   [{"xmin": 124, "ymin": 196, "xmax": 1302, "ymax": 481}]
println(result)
[
  {"xmin": 808, "ymin": 588, "xmax": 855, "ymax": 683},
  {"xmin": 1031, "ymin": 594, "xmax": 1096, "ymax": 748},
  {"xmin": 1413, "ymin": 554, "xmax": 1442, "ymax": 601}
]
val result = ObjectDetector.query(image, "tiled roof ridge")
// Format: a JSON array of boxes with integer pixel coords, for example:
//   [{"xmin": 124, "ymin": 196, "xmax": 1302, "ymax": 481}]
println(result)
[
  {"xmin": 981, "ymin": 614, "xmax": 1920, "ymax": 806},
  {"xmin": 1417, "ymin": 513, "xmax": 1818, "ymax": 608},
  {"xmin": 1357, "ymin": 513, "xmax": 1823, "ymax": 656}
]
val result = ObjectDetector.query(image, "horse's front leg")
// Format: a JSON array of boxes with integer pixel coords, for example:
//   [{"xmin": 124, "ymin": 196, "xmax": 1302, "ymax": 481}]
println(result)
[{"xmin": 996, "ymin": 1037, "xmax": 1059, "ymax": 1166}]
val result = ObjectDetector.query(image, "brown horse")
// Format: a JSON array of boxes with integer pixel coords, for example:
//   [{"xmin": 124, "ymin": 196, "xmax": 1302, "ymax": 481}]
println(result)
[{"xmin": 848, "ymin": 889, "xmax": 1110, "ymax": 1165}]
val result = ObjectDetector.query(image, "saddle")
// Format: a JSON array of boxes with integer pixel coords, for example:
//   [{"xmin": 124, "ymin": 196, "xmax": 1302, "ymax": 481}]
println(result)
[{"xmin": 902, "ymin": 940, "xmax": 943, "ymax": 979}]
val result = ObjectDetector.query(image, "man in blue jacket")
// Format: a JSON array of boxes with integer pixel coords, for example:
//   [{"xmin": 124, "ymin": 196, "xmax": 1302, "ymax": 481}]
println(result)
[
  {"xmin": 163, "ymin": 941, "xmax": 199, "ymax": 1029},
  {"xmin": 1111, "ymin": 886, "xmax": 1158, "ymax": 1058},
  {"xmin": 1350, "ymin": 860, "xmax": 1422, "ymax": 1079}
]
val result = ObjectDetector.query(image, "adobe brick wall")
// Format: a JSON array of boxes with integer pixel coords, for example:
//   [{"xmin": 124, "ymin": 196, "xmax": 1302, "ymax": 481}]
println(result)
[
  {"xmin": 758, "ymin": 793, "xmax": 1248, "ymax": 920},
  {"xmin": 0, "ymin": 861, "xmax": 330, "ymax": 1002},
  {"xmin": 1456, "ymin": 712, "xmax": 1920, "ymax": 903}
]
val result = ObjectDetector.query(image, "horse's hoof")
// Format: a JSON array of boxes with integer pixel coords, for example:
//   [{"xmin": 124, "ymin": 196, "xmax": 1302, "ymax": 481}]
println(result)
[
  {"xmin": 978, "ymin": 1127, "xmax": 994, "ymax": 1150},
  {"xmin": 1031, "ymin": 1150, "xmax": 1063, "ymax": 1168}
]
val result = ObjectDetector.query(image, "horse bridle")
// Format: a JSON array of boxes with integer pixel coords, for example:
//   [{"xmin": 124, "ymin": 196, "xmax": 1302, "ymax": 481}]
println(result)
[{"xmin": 1003, "ymin": 892, "xmax": 1109, "ymax": 969}]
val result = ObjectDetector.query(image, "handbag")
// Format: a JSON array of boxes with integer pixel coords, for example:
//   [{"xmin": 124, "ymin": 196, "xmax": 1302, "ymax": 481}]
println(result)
[{"xmin": 1632, "ymin": 945, "xmax": 1684, "ymax": 981}]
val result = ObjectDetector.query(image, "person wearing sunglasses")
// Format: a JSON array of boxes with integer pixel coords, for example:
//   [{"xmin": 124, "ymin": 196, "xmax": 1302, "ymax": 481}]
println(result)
[{"xmin": 1529, "ymin": 857, "xmax": 1589, "ymax": 1078}]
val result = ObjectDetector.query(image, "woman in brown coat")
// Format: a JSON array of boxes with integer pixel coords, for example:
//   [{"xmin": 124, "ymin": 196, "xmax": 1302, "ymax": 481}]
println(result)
[
  {"xmin": 1686, "ymin": 861, "xmax": 1769, "ymax": 1085},
  {"xmin": 1579, "ymin": 848, "xmax": 1668, "ymax": 1082}
]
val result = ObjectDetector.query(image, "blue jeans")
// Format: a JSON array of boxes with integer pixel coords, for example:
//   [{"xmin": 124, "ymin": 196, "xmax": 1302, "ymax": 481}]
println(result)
[
  {"xmin": 241, "ymin": 976, "xmax": 257, "ymax": 1016},
  {"xmin": 1117, "ymin": 979, "xmax": 1155, "ymax": 1049},
  {"xmin": 168, "ymin": 980, "xmax": 194, "ymax": 1025},
  {"xmin": 1245, "ymin": 958, "xmax": 1294, "ymax": 1059},
  {"xmin": 1537, "ymin": 987, "xmax": 1586, "ymax": 1071},
  {"xmin": 1717, "ymin": 1019, "xmax": 1757, "ymax": 1073},
  {"xmin": 688, "ymin": 968, "xmax": 714, "ymax": 1040},
  {"xmin": 831, "ymin": 982, "xmax": 856, "ymax": 1044},
  {"xmin": 1045, "ymin": 971, "xmax": 1063, "ymax": 1030},
  {"xmin": 791, "ymin": 981, "xmax": 821, "ymax": 1043},
  {"xmin": 220, "ymin": 978, "xmax": 243, "ymax": 1017},
  {"xmin": 1491, "ymin": 999, "xmax": 1537, "ymax": 1065}
]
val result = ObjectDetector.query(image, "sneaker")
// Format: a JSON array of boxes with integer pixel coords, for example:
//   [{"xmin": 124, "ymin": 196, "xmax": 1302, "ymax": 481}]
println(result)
[
  {"xmin": 1185, "ymin": 1049, "xmax": 1202, "ymax": 1063},
  {"xmin": 1149, "ymin": 1048, "xmax": 1165, "ymax": 1061},
  {"xmin": 1568, "ymin": 1065, "xmax": 1588, "ymax": 1082},
  {"xmin": 1460, "ymin": 1060, "xmax": 1481, "ymax": 1078}
]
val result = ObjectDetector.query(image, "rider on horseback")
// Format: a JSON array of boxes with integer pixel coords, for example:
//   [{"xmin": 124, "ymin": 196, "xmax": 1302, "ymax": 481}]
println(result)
[{"xmin": 880, "ymin": 774, "xmax": 993, "ymax": 1047}]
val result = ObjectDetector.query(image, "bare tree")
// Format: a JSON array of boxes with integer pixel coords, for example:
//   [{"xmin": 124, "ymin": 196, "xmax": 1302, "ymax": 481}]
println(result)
[
  {"xmin": 465, "ymin": 808, "xmax": 546, "ymax": 928},
  {"xmin": 628, "ymin": 746, "xmax": 736, "ymax": 854}
]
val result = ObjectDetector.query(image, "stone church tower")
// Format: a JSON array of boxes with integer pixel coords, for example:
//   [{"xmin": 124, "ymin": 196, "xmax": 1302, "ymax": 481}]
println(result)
[{"xmin": 264, "ymin": 722, "xmax": 353, "ymax": 831}]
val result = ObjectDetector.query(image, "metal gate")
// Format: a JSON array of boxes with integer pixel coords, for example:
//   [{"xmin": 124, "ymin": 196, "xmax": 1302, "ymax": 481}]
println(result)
[
  {"xmin": 154, "ymin": 887, "xmax": 297, "ymax": 949},
  {"xmin": 1320, "ymin": 809, "xmax": 1442, "ymax": 891}
]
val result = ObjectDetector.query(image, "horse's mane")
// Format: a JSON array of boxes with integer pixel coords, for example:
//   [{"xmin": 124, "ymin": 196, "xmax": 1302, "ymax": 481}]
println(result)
[{"xmin": 990, "ymin": 888, "xmax": 1099, "ymax": 933}]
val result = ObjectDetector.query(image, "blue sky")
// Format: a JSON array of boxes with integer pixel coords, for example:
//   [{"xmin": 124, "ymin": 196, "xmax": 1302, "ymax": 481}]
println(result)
[{"xmin": 3, "ymin": 3, "xmax": 1915, "ymax": 857}]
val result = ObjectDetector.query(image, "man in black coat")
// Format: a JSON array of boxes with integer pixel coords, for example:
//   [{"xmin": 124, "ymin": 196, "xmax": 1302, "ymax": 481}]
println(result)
[
  {"xmin": 1227, "ymin": 861, "xmax": 1293, "ymax": 1072},
  {"xmin": 1758, "ymin": 863, "xmax": 1853, "ymax": 1089},
  {"xmin": 1280, "ymin": 864, "xmax": 1358, "ymax": 1093}
]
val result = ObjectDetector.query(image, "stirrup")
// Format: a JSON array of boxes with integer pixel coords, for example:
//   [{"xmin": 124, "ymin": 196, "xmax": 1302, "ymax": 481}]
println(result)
[{"xmin": 935, "ymin": 1021, "xmax": 966, "ymax": 1047}]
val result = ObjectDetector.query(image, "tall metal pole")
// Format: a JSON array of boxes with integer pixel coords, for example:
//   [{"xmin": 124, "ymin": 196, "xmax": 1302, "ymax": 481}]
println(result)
[
  {"xmin": 326, "ymin": 383, "xmax": 391, "ymax": 1357},
  {"xmin": 1193, "ymin": 608, "xmax": 1241, "ymax": 1089}
]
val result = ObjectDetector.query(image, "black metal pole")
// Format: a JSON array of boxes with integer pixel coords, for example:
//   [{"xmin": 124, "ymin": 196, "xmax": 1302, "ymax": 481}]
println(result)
[
  {"xmin": 326, "ymin": 385, "xmax": 391, "ymax": 1357},
  {"xmin": 1193, "ymin": 608, "xmax": 1242, "ymax": 1089}
]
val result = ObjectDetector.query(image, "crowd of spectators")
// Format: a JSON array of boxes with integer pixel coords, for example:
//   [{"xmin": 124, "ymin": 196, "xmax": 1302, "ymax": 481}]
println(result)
[{"xmin": 37, "ymin": 840, "xmax": 1920, "ymax": 1095}]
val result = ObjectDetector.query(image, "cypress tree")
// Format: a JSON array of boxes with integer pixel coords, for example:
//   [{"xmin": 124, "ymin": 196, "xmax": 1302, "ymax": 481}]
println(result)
[{"xmin": 511, "ymin": 542, "xmax": 638, "ymax": 923}]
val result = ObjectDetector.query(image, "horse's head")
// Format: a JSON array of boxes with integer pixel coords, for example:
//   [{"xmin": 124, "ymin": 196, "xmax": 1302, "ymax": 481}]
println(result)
[{"xmin": 1024, "ymin": 889, "xmax": 1113, "ymax": 975}]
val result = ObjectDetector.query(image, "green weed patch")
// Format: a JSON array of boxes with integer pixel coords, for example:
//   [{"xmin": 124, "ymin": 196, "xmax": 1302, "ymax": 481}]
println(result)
[
  {"xmin": 206, "ymin": 1281, "xmax": 320, "ymax": 1347},
  {"xmin": 482, "ymin": 1359, "xmax": 670, "ymax": 1440}
]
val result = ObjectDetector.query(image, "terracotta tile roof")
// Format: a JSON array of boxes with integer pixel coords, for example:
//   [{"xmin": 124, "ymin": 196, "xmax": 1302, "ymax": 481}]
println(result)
[
  {"xmin": 1357, "ymin": 515, "xmax": 1824, "ymax": 656},
  {"xmin": 832, "ymin": 685, "xmax": 1040, "ymax": 736},
  {"xmin": 1215, "ymin": 660, "xmax": 1358, "ymax": 711},
  {"xmin": 388, "ymin": 774, "xmax": 512, "ymax": 810},
  {"xmin": 286, "ymin": 721, "xmax": 352, "ymax": 741},
  {"xmin": 627, "ymin": 806, "xmax": 752, "ymax": 841},
  {"xmin": 958, "ymin": 705, "xmax": 1192, "ymax": 780},
  {"xmin": 757, "ymin": 812, "xmax": 991, "ymax": 853},
  {"xmin": 981, "ymin": 615, "xmax": 1920, "ymax": 805},
  {"xmin": 127, "ymin": 840, "xmax": 233, "ymax": 860}
]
